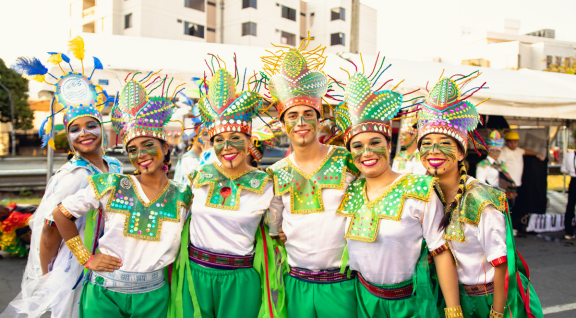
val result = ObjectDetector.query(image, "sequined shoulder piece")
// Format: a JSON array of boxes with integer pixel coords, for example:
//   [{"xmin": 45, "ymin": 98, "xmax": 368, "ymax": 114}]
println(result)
[
  {"xmin": 337, "ymin": 174, "xmax": 437, "ymax": 242},
  {"xmin": 266, "ymin": 146, "xmax": 358, "ymax": 214},
  {"xmin": 460, "ymin": 181, "xmax": 507, "ymax": 225},
  {"xmin": 194, "ymin": 162, "xmax": 269, "ymax": 210},
  {"xmin": 476, "ymin": 159, "xmax": 490, "ymax": 168}
]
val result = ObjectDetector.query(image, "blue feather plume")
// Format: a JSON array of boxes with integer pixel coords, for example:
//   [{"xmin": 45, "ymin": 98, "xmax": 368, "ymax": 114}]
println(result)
[
  {"xmin": 61, "ymin": 53, "xmax": 71, "ymax": 63},
  {"xmin": 38, "ymin": 116, "xmax": 53, "ymax": 148},
  {"xmin": 12, "ymin": 57, "xmax": 48, "ymax": 76},
  {"xmin": 93, "ymin": 56, "xmax": 103, "ymax": 70}
]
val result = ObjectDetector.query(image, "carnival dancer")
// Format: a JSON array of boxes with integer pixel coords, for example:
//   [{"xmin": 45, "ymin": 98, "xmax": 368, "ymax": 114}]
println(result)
[
  {"xmin": 560, "ymin": 130, "xmax": 576, "ymax": 240},
  {"xmin": 51, "ymin": 75, "xmax": 192, "ymax": 318},
  {"xmin": 170, "ymin": 66, "xmax": 283, "ymax": 318},
  {"xmin": 263, "ymin": 37, "xmax": 360, "ymax": 318},
  {"xmin": 333, "ymin": 63, "xmax": 462, "ymax": 318},
  {"xmin": 247, "ymin": 120, "xmax": 282, "ymax": 168},
  {"xmin": 476, "ymin": 131, "xmax": 517, "ymax": 199},
  {"xmin": 2, "ymin": 37, "xmax": 122, "ymax": 318},
  {"xmin": 392, "ymin": 113, "xmax": 427, "ymax": 174},
  {"xmin": 417, "ymin": 73, "xmax": 543, "ymax": 317}
]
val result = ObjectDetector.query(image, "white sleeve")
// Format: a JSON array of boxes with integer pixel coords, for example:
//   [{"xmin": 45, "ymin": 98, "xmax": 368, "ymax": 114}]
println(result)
[
  {"xmin": 421, "ymin": 192, "xmax": 447, "ymax": 252},
  {"xmin": 59, "ymin": 183, "xmax": 101, "ymax": 218},
  {"xmin": 344, "ymin": 171, "xmax": 356, "ymax": 190},
  {"xmin": 42, "ymin": 169, "xmax": 91, "ymax": 223},
  {"xmin": 391, "ymin": 158, "xmax": 400, "ymax": 172},
  {"xmin": 561, "ymin": 153, "xmax": 570, "ymax": 175},
  {"xmin": 479, "ymin": 205, "xmax": 508, "ymax": 266},
  {"xmin": 267, "ymin": 195, "xmax": 284, "ymax": 236},
  {"xmin": 476, "ymin": 165, "xmax": 488, "ymax": 184}
]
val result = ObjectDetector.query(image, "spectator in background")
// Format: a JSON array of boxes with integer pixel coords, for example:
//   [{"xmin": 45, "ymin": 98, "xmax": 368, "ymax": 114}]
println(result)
[
  {"xmin": 500, "ymin": 130, "xmax": 545, "ymax": 234},
  {"xmin": 476, "ymin": 131, "xmax": 517, "ymax": 199},
  {"xmin": 561, "ymin": 132, "xmax": 576, "ymax": 240}
]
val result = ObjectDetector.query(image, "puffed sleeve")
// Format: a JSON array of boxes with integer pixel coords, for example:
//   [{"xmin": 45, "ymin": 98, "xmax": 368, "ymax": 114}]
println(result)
[
  {"xmin": 476, "ymin": 165, "xmax": 488, "ymax": 184},
  {"xmin": 267, "ymin": 195, "xmax": 284, "ymax": 236},
  {"xmin": 58, "ymin": 183, "xmax": 102, "ymax": 219},
  {"xmin": 479, "ymin": 205, "xmax": 508, "ymax": 266},
  {"xmin": 421, "ymin": 192, "xmax": 448, "ymax": 253},
  {"xmin": 42, "ymin": 169, "xmax": 91, "ymax": 224}
]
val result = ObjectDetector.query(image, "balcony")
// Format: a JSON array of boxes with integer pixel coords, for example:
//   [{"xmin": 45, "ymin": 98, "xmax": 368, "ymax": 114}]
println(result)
[{"xmin": 83, "ymin": 6, "xmax": 96, "ymax": 18}]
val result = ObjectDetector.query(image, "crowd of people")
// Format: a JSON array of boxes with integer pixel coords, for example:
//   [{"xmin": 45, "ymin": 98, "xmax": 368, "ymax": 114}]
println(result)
[{"xmin": 1, "ymin": 36, "xmax": 550, "ymax": 318}]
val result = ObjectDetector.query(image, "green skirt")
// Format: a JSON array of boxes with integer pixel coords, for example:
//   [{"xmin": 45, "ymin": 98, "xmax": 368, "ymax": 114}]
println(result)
[
  {"xmin": 182, "ymin": 260, "xmax": 262, "ymax": 318},
  {"xmin": 356, "ymin": 278, "xmax": 417, "ymax": 318},
  {"xmin": 285, "ymin": 274, "xmax": 357, "ymax": 318}
]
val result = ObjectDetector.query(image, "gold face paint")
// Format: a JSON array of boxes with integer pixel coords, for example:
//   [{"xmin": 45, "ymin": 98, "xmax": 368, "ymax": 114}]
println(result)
[
  {"xmin": 127, "ymin": 141, "xmax": 161, "ymax": 166},
  {"xmin": 420, "ymin": 142, "xmax": 457, "ymax": 161},
  {"xmin": 285, "ymin": 115, "xmax": 318, "ymax": 134},
  {"xmin": 350, "ymin": 137, "xmax": 388, "ymax": 162}
]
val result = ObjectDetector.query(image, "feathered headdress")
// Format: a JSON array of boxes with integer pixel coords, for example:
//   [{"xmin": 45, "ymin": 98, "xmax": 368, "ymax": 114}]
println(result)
[
  {"xmin": 486, "ymin": 130, "xmax": 505, "ymax": 151},
  {"xmin": 400, "ymin": 111, "xmax": 418, "ymax": 135},
  {"xmin": 12, "ymin": 37, "xmax": 107, "ymax": 151},
  {"xmin": 261, "ymin": 34, "xmax": 328, "ymax": 117},
  {"xmin": 417, "ymin": 71, "xmax": 489, "ymax": 152},
  {"xmin": 198, "ymin": 67, "xmax": 262, "ymax": 139}
]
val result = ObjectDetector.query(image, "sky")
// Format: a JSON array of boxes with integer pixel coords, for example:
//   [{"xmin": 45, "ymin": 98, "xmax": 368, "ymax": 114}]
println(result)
[{"xmin": 2, "ymin": 0, "xmax": 576, "ymax": 64}]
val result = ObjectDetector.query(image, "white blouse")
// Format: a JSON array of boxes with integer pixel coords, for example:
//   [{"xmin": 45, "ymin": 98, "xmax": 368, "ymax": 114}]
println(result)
[
  {"xmin": 449, "ymin": 177, "xmax": 508, "ymax": 286},
  {"xmin": 269, "ymin": 152, "xmax": 356, "ymax": 271},
  {"xmin": 346, "ymin": 188, "xmax": 446, "ymax": 285},
  {"xmin": 61, "ymin": 175, "xmax": 189, "ymax": 273},
  {"xmin": 189, "ymin": 178, "xmax": 275, "ymax": 256}
]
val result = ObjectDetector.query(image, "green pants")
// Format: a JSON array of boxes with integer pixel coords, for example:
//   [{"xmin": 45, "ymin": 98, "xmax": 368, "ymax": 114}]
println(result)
[
  {"xmin": 285, "ymin": 274, "xmax": 357, "ymax": 318},
  {"xmin": 356, "ymin": 278, "xmax": 416, "ymax": 318},
  {"xmin": 183, "ymin": 259, "xmax": 262, "ymax": 318},
  {"xmin": 79, "ymin": 281, "xmax": 169, "ymax": 318}
]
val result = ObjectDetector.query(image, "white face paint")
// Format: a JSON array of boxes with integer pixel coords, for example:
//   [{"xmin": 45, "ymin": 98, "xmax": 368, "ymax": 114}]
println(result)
[{"xmin": 68, "ymin": 122, "xmax": 102, "ymax": 142}]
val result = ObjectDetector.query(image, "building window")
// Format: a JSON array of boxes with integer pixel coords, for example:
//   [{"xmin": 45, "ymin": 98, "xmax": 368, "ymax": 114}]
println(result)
[
  {"xmin": 281, "ymin": 5, "xmax": 296, "ymax": 21},
  {"xmin": 281, "ymin": 31, "xmax": 296, "ymax": 46},
  {"xmin": 185, "ymin": 0, "xmax": 205, "ymax": 12},
  {"xmin": 556, "ymin": 56, "xmax": 562, "ymax": 65},
  {"xmin": 207, "ymin": 1, "xmax": 216, "ymax": 6},
  {"xmin": 207, "ymin": 27, "xmax": 216, "ymax": 32},
  {"xmin": 565, "ymin": 57, "xmax": 571, "ymax": 66},
  {"xmin": 331, "ymin": 32, "xmax": 345, "ymax": 46},
  {"xmin": 517, "ymin": 54, "xmax": 521, "ymax": 69},
  {"xmin": 546, "ymin": 55, "xmax": 552, "ymax": 68},
  {"xmin": 124, "ymin": 13, "xmax": 132, "ymax": 29},
  {"xmin": 243, "ymin": 0, "xmax": 256, "ymax": 9},
  {"xmin": 184, "ymin": 21, "xmax": 205, "ymax": 38},
  {"xmin": 331, "ymin": 7, "xmax": 345, "ymax": 21},
  {"xmin": 242, "ymin": 22, "xmax": 257, "ymax": 36}
]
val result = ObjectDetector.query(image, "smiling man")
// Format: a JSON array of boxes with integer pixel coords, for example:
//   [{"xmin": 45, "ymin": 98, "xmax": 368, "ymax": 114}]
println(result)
[{"xmin": 264, "ymin": 44, "xmax": 360, "ymax": 318}]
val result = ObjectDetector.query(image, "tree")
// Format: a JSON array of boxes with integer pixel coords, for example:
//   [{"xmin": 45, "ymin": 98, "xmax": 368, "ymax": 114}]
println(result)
[
  {"xmin": 0, "ymin": 58, "xmax": 34, "ymax": 130},
  {"xmin": 543, "ymin": 56, "xmax": 576, "ymax": 75}
]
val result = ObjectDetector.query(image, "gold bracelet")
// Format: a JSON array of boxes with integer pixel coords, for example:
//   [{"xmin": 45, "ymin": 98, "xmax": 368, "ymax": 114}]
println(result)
[
  {"xmin": 65, "ymin": 236, "xmax": 92, "ymax": 266},
  {"xmin": 444, "ymin": 306, "xmax": 464, "ymax": 318},
  {"xmin": 490, "ymin": 307, "xmax": 504, "ymax": 318}
]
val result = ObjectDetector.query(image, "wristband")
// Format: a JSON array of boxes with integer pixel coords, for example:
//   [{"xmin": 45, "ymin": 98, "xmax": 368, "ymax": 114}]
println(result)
[
  {"xmin": 65, "ymin": 236, "xmax": 92, "ymax": 266},
  {"xmin": 490, "ymin": 307, "xmax": 504, "ymax": 318},
  {"xmin": 84, "ymin": 255, "xmax": 95, "ymax": 269},
  {"xmin": 444, "ymin": 306, "xmax": 464, "ymax": 318}
]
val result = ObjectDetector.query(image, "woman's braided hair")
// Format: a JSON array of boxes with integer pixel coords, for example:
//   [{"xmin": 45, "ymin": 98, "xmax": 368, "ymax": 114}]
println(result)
[{"xmin": 439, "ymin": 160, "xmax": 467, "ymax": 230}]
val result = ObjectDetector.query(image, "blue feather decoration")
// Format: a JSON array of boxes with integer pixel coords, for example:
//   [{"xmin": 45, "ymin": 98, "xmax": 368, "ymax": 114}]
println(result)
[
  {"xmin": 61, "ymin": 53, "xmax": 71, "ymax": 63},
  {"xmin": 12, "ymin": 57, "xmax": 48, "ymax": 76},
  {"xmin": 38, "ymin": 116, "xmax": 53, "ymax": 148},
  {"xmin": 93, "ymin": 56, "xmax": 103, "ymax": 70}
]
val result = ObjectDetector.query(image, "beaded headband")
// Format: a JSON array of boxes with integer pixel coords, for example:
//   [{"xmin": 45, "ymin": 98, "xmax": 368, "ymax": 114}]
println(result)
[{"xmin": 486, "ymin": 130, "xmax": 505, "ymax": 151}]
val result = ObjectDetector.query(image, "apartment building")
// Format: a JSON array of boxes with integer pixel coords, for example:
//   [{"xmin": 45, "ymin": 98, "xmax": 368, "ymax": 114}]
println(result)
[
  {"xmin": 456, "ymin": 19, "xmax": 576, "ymax": 70},
  {"xmin": 69, "ymin": 0, "xmax": 377, "ymax": 54}
]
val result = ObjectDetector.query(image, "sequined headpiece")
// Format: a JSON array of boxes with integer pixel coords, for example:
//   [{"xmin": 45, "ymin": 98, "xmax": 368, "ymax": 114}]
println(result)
[
  {"xmin": 400, "ymin": 114, "xmax": 418, "ymax": 135},
  {"xmin": 418, "ymin": 73, "xmax": 487, "ymax": 150},
  {"xmin": 198, "ymin": 68, "xmax": 262, "ymax": 139},
  {"xmin": 13, "ymin": 36, "xmax": 108, "ymax": 151},
  {"xmin": 111, "ymin": 80, "xmax": 175, "ymax": 146},
  {"xmin": 249, "ymin": 120, "xmax": 281, "ymax": 161},
  {"xmin": 262, "ymin": 37, "xmax": 328, "ymax": 117},
  {"xmin": 486, "ymin": 130, "xmax": 505, "ymax": 151},
  {"xmin": 335, "ymin": 72, "xmax": 403, "ymax": 149}
]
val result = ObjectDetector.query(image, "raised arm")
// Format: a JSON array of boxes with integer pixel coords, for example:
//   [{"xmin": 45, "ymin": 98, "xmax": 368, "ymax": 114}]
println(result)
[{"xmin": 524, "ymin": 149, "xmax": 545, "ymax": 161}]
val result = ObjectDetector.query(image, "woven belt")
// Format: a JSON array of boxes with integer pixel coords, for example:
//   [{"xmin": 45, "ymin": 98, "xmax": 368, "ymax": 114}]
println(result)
[
  {"xmin": 288, "ymin": 266, "xmax": 356, "ymax": 284},
  {"xmin": 358, "ymin": 273, "xmax": 413, "ymax": 300},
  {"xmin": 188, "ymin": 244, "xmax": 254, "ymax": 269},
  {"xmin": 89, "ymin": 268, "xmax": 165, "ymax": 294},
  {"xmin": 463, "ymin": 282, "xmax": 494, "ymax": 296}
]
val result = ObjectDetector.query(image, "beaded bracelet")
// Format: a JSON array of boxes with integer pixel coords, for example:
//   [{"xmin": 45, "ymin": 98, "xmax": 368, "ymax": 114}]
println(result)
[
  {"xmin": 65, "ymin": 236, "xmax": 92, "ymax": 266},
  {"xmin": 444, "ymin": 306, "xmax": 464, "ymax": 318},
  {"xmin": 490, "ymin": 307, "xmax": 504, "ymax": 318}
]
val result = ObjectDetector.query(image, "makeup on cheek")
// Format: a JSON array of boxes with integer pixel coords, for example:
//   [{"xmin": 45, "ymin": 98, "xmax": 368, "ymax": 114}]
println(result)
[
  {"xmin": 351, "ymin": 145, "xmax": 388, "ymax": 161},
  {"xmin": 420, "ymin": 142, "xmax": 457, "ymax": 160},
  {"xmin": 128, "ymin": 146, "xmax": 160, "ymax": 164},
  {"xmin": 69, "ymin": 126, "xmax": 102, "ymax": 142}
]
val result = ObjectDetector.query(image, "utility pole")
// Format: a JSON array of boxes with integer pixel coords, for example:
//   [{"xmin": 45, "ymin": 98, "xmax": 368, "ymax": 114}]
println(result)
[
  {"xmin": 46, "ymin": 97, "xmax": 56, "ymax": 183},
  {"xmin": 349, "ymin": 0, "xmax": 360, "ymax": 54},
  {"xmin": 0, "ymin": 77, "xmax": 16, "ymax": 156}
]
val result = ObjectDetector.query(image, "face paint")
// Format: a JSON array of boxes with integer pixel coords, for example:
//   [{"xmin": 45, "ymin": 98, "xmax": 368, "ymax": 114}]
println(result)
[
  {"xmin": 128, "ymin": 144, "xmax": 160, "ymax": 165},
  {"xmin": 68, "ymin": 125, "xmax": 101, "ymax": 143},
  {"xmin": 351, "ymin": 145, "xmax": 388, "ymax": 161},
  {"xmin": 420, "ymin": 142, "xmax": 457, "ymax": 161},
  {"xmin": 214, "ymin": 138, "xmax": 246, "ymax": 156},
  {"xmin": 285, "ymin": 116, "xmax": 317, "ymax": 134}
]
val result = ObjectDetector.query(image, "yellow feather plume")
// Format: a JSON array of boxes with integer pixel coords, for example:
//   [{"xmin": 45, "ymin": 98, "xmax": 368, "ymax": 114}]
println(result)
[
  {"xmin": 68, "ymin": 36, "xmax": 85, "ymax": 61},
  {"xmin": 23, "ymin": 74, "xmax": 46, "ymax": 83},
  {"xmin": 47, "ymin": 53, "xmax": 63, "ymax": 65}
]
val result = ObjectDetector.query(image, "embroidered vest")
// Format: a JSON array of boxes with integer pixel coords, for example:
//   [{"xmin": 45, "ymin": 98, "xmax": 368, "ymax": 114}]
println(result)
[
  {"xmin": 189, "ymin": 162, "xmax": 269, "ymax": 210},
  {"xmin": 89, "ymin": 173, "xmax": 192, "ymax": 241},
  {"xmin": 337, "ymin": 174, "xmax": 437, "ymax": 242},
  {"xmin": 443, "ymin": 180, "xmax": 507, "ymax": 242},
  {"xmin": 266, "ymin": 146, "xmax": 360, "ymax": 214}
]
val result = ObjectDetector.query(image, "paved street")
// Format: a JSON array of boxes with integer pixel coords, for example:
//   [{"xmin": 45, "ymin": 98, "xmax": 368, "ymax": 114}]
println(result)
[{"xmin": 1, "ymin": 232, "xmax": 575, "ymax": 317}]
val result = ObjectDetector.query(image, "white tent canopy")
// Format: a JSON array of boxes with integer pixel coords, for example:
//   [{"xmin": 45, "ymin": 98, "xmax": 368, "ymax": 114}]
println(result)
[{"xmin": 40, "ymin": 33, "xmax": 576, "ymax": 120}]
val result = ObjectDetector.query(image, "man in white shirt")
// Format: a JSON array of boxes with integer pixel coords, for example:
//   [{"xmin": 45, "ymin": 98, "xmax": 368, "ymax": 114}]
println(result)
[
  {"xmin": 499, "ymin": 130, "xmax": 545, "ymax": 233},
  {"xmin": 561, "ymin": 134, "xmax": 576, "ymax": 239}
]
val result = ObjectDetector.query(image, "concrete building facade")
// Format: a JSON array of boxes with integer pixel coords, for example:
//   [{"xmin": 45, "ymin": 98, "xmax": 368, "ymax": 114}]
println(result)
[{"xmin": 68, "ymin": 0, "xmax": 377, "ymax": 54}]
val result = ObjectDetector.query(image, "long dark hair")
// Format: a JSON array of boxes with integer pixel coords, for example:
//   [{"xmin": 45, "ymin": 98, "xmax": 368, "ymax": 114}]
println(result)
[{"xmin": 439, "ymin": 161, "xmax": 467, "ymax": 231}]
